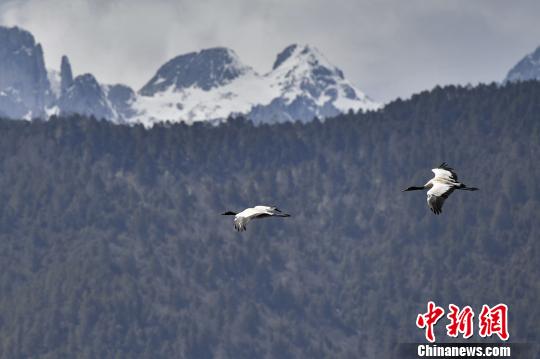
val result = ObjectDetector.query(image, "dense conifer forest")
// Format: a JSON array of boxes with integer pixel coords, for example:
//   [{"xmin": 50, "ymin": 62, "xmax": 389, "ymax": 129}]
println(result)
[{"xmin": 0, "ymin": 81, "xmax": 539, "ymax": 358}]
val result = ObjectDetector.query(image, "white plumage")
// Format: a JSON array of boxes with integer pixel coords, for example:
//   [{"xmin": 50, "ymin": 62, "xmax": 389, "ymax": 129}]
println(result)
[
  {"xmin": 222, "ymin": 205, "xmax": 290, "ymax": 231},
  {"xmin": 403, "ymin": 163, "xmax": 478, "ymax": 215}
]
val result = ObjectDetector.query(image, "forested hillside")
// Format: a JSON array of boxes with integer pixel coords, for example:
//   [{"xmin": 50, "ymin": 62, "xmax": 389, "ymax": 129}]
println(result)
[{"xmin": 0, "ymin": 81, "xmax": 539, "ymax": 358}]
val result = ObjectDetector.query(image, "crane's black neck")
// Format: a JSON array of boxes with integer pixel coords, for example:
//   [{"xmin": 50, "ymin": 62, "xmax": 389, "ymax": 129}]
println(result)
[
  {"xmin": 221, "ymin": 211, "xmax": 237, "ymax": 216},
  {"xmin": 403, "ymin": 186, "xmax": 425, "ymax": 191}
]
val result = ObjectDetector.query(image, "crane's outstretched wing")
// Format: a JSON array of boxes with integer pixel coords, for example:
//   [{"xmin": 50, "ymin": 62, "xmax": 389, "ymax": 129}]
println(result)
[
  {"xmin": 426, "ymin": 183, "xmax": 455, "ymax": 215},
  {"xmin": 432, "ymin": 162, "xmax": 458, "ymax": 182},
  {"xmin": 234, "ymin": 216, "xmax": 249, "ymax": 231},
  {"xmin": 427, "ymin": 194, "xmax": 445, "ymax": 215}
]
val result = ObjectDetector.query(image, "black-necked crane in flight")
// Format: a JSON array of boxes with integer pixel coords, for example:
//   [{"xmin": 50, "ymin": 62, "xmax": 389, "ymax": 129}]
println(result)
[
  {"xmin": 221, "ymin": 205, "xmax": 291, "ymax": 231},
  {"xmin": 402, "ymin": 163, "xmax": 478, "ymax": 215}
]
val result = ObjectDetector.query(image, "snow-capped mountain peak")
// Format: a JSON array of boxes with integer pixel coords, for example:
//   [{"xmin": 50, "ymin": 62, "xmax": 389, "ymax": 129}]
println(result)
[
  {"xmin": 131, "ymin": 44, "xmax": 380, "ymax": 126},
  {"xmin": 249, "ymin": 43, "xmax": 380, "ymax": 123},
  {"xmin": 139, "ymin": 47, "xmax": 255, "ymax": 96}
]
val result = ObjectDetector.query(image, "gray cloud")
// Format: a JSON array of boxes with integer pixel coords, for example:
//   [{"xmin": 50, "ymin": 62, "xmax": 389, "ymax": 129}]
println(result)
[{"xmin": 1, "ymin": 0, "xmax": 539, "ymax": 103}]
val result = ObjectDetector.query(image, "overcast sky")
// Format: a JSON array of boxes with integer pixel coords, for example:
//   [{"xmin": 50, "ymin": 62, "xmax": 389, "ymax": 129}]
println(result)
[{"xmin": 1, "ymin": 0, "xmax": 539, "ymax": 103}]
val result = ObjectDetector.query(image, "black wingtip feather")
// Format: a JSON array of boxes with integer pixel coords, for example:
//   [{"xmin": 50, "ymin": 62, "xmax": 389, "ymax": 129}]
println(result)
[{"xmin": 438, "ymin": 162, "xmax": 454, "ymax": 171}]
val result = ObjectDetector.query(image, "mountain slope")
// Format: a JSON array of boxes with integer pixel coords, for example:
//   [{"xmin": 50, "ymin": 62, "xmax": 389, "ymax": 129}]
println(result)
[
  {"xmin": 58, "ymin": 73, "xmax": 116, "ymax": 120},
  {"xmin": 505, "ymin": 45, "xmax": 540, "ymax": 82},
  {"xmin": 0, "ymin": 26, "xmax": 52, "ymax": 119},
  {"xmin": 54, "ymin": 55, "xmax": 136, "ymax": 122}
]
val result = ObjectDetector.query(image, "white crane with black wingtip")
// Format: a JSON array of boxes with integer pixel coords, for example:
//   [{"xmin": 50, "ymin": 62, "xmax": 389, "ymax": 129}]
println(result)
[
  {"xmin": 402, "ymin": 162, "xmax": 479, "ymax": 215},
  {"xmin": 221, "ymin": 205, "xmax": 291, "ymax": 231}
]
